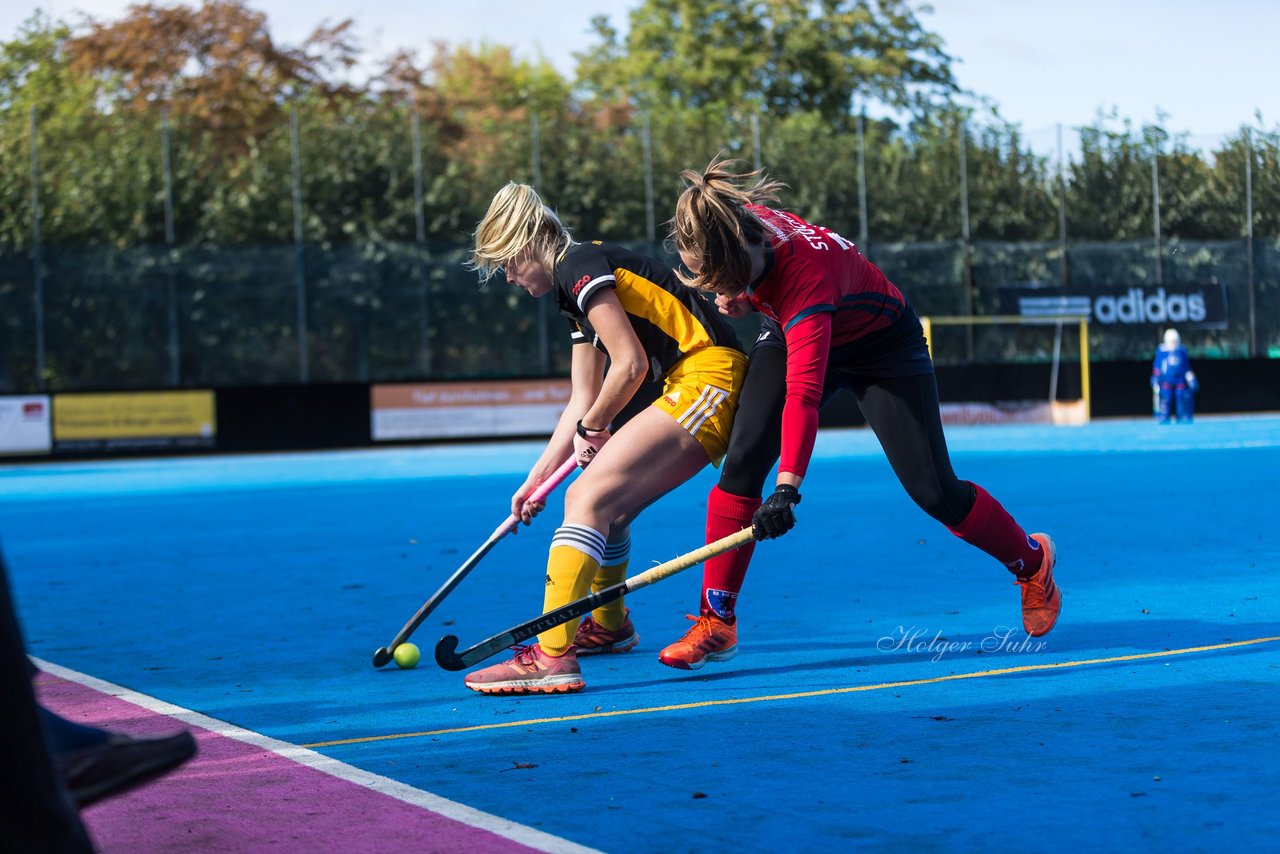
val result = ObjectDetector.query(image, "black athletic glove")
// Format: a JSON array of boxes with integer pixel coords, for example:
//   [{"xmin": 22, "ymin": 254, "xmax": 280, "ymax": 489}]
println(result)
[{"xmin": 752, "ymin": 484, "xmax": 801, "ymax": 540}]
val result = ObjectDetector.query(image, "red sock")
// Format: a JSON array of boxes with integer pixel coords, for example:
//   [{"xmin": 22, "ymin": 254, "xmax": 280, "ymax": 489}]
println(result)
[
  {"xmin": 948, "ymin": 483, "xmax": 1042, "ymax": 578},
  {"xmin": 700, "ymin": 486, "xmax": 762, "ymax": 622}
]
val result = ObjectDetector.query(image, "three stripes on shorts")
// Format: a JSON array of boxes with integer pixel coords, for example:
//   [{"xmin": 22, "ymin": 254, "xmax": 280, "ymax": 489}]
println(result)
[{"xmin": 676, "ymin": 384, "xmax": 730, "ymax": 437}]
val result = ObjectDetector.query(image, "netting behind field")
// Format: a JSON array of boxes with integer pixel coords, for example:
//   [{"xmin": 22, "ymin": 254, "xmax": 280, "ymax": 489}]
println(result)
[{"xmin": 1, "ymin": 238, "xmax": 1277, "ymax": 393}]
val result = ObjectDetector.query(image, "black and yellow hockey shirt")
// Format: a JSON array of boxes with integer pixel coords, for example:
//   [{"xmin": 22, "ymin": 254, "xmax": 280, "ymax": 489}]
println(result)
[{"xmin": 553, "ymin": 241, "xmax": 743, "ymax": 380}]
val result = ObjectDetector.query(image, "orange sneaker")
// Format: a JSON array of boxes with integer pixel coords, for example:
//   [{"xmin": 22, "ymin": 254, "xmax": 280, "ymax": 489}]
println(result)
[
  {"xmin": 657, "ymin": 614, "xmax": 738, "ymax": 670},
  {"xmin": 574, "ymin": 609, "xmax": 639, "ymax": 656},
  {"xmin": 463, "ymin": 644, "xmax": 584, "ymax": 695},
  {"xmin": 1017, "ymin": 533, "xmax": 1061, "ymax": 637}
]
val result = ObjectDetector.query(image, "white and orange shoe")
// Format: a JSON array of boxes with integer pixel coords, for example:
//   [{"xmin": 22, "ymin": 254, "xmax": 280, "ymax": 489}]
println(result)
[{"xmin": 463, "ymin": 644, "xmax": 585, "ymax": 695}]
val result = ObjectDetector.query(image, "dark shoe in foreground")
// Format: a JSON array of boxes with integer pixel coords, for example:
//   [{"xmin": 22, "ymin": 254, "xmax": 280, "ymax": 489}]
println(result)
[
  {"xmin": 56, "ymin": 730, "xmax": 198, "ymax": 808},
  {"xmin": 574, "ymin": 609, "xmax": 639, "ymax": 655}
]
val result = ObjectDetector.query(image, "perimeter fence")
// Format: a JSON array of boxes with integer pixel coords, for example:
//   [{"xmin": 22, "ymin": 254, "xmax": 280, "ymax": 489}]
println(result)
[{"xmin": 3, "ymin": 102, "xmax": 1277, "ymax": 392}]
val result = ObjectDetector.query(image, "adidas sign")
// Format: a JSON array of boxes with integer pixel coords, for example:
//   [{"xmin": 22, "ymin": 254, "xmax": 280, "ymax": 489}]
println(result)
[{"xmin": 1092, "ymin": 287, "xmax": 1208, "ymax": 325}]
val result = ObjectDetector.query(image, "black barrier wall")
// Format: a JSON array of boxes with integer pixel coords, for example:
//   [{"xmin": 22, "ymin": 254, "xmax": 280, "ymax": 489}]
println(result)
[
  {"xmin": 2, "ymin": 360, "xmax": 1278, "ymax": 463},
  {"xmin": 216, "ymin": 383, "xmax": 371, "ymax": 452},
  {"xmin": 819, "ymin": 359, "xmax": 1280, "ymax": 427}
]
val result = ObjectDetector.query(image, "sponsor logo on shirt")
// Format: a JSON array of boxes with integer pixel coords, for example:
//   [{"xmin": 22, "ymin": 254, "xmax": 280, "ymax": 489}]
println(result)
[{"xmin": 572, "ymin": 274, "xmax": 591, "ymax": 296}]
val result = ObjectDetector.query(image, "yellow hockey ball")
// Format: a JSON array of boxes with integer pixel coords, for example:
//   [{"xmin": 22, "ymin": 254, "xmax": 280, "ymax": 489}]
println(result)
[{"xmin": 393, "ymin": 643, "xmax": 420, "ymax": 669}]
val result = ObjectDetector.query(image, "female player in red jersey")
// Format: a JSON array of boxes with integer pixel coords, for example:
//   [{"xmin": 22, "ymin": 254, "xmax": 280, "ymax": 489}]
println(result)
[
  {"xmin": 462, "ymin": 182, "xmax": 748, "ymax": 693},
  {"xmin": 657, "ymin": 157, "xmax": 1061, "ymax": 670}
]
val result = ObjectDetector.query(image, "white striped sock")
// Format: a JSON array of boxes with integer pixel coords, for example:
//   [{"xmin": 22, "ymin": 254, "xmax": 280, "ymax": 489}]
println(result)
[
  {"xmin": 551, "ymin": 524, "xmax": 607, "ymax": 563},
  {"xmin": 602, "ymin": 537, "xmax": 631, "ymax": 567}
]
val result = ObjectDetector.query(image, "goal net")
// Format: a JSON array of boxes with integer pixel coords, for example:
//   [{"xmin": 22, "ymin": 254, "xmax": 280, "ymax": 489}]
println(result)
[{"xmin": 920, "ymin": 314, "xmax": 1091, "ymax": 426}]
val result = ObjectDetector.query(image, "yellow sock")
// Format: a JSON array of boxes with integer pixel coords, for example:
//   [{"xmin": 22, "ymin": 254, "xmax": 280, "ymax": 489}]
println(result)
[
  {"xmin": 592, "ymin": 561, "xmax": 628, "ymax": 630},
  {"xmin": 591, "ymin": 536, "xmax": 631, "ymax": 630},
  {"xmin": 537, "ymin": 526, "xmax": 604, "ymax": 655}
]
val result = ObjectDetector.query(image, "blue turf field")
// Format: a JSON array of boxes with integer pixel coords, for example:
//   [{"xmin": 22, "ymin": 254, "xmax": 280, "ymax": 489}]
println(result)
[{"xmin": 4, "ymin": 415, "xmax": 1279, "ymax": 851}]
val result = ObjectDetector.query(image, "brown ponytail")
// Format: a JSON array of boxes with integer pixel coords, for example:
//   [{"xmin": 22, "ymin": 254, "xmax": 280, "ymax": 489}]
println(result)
[{"xmin": 670, "ymin": 155, "xmax": 788, "ymax": 294}]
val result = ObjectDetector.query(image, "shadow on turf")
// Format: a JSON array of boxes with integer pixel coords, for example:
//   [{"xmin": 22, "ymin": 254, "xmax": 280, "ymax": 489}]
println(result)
[
  {"xmin": 587, "ymin": 651, "xmax": 880, "ymax": 692},
  {"xmin": 734, "ymin": 617, "xmax": 1280, "ymax": 660},
  {"xmin": 596, "ymin": 617, "xmax": 1280, "ymax": 693},
  {"xmin": 998, "ymin": 618, "xmax": 1280, "ymax": 657}
]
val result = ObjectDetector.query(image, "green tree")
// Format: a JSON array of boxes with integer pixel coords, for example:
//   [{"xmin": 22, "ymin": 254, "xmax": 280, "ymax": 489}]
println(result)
[
  {"xmin": 869, "ymin": 112, "xmax": 964, "ymax": 242},
  {"xmin": 1067, "ymin": 114, "xmax": 1157, "ymax": 242},
  {"xmin": 1206, "ymin": 125, "xmax": 1280, "ymax": 239},
  {"xmin": 414, "ymin": 43, "xmax": 571, "ymax": 240},
  {"xmin": 1246, "ymin": 125, "xmax": 1280, "ymax": 237},
  {"xmin": 575, "ymin": 0, "xmax": 956, "ymax": 123},
  {"xmin": 0, "ymin": 13, "xmax": 147, "ymax": 250},
  {"xmin": 1065, "ymin": 114, "xmax": 1265, "ymax": 243},
  {"xmin": 1148, "ymin": 123, "xmax": 1223, "ymax": 241},
  {"xmin": 965, "ymin": 119, "xmax": 1057, "ymax": 242}
]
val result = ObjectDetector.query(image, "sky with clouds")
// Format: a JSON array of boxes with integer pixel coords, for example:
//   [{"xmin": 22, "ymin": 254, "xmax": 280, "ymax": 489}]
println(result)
[{"xmin": 5, "ymin": 0, "xmax": 1277, "ymax": 155}]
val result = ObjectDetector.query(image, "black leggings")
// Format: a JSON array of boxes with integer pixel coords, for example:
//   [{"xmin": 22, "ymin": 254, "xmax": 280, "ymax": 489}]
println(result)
[{"xmin": 718, "ymin": 335, "xmax": 975, "ymax": 528}]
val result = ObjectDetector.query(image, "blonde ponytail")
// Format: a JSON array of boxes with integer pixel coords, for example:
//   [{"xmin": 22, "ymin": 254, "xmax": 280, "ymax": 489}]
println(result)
[{"xmin": 468, "ymin": 182, "xmax": 572, "ymax": 282}]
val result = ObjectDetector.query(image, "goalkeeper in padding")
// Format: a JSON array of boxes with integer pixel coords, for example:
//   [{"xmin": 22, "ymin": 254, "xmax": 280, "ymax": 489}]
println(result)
[{"xmin": 1152, "ymin": 328, "xmax": 1197, "ymax": 424}]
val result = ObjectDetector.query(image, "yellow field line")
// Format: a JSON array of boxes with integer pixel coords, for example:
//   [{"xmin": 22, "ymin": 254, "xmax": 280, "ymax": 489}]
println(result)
[{"xmin": 303, "ymin": 635, "xmax": 1280, "ymax": 748}]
